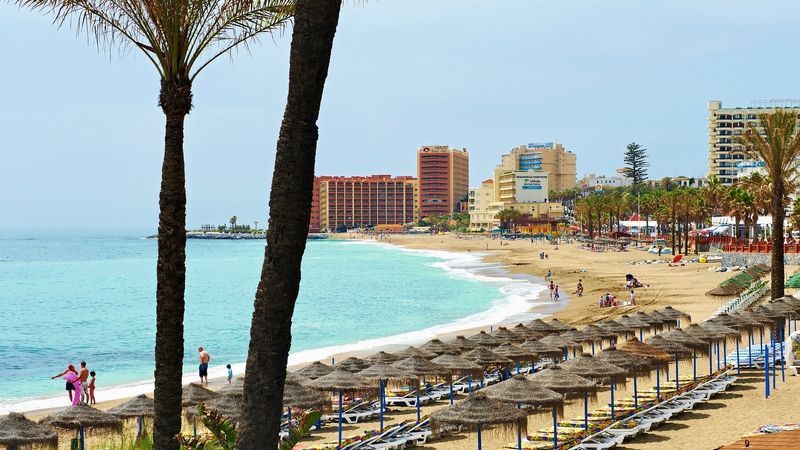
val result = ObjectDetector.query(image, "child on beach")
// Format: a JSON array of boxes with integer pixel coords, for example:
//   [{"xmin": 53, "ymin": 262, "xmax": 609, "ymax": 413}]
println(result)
[
  {"xmin": 227, "ymin": 364, "xmax": 233, "ymax": 384},
  {"xmin": 88, "ymin": 371, "xmax": 96, "ymax": 404},
  {"xmin": 553, "ymin": 285, "xmax": 559, "ymax": 301}
]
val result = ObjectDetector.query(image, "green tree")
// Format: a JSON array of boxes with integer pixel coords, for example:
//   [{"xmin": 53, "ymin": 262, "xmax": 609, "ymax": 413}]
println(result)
[
  {"xmin": 622, "ymin": 142, "xmax": 650, "ymax": 188},
  {"xmin": 11, "ymin": 1, "xmax": 294, "ymax": 448},
  {"xmin": 230, "ymin": 216, "xmax": 238, "ymax": 230},
  {"xmin": 735, "ymin": 109, "xmax": 800, "ymax": 299},
  {"xmin": 237, "ymin": 1, "xmax": 341, "ymax": 447}
]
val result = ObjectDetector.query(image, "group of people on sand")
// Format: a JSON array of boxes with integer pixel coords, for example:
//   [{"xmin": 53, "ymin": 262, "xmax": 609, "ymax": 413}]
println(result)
[
  {"xmin": 198, "ymin": 346, "xmax": 234, "ymax": 385},
  {"xmin": 52, "ymin": 361, "xmax": 95, "ymax": 406},
  {"xmin": 598, "ymin": 290, "xmax": 636, "ymax": 307}
]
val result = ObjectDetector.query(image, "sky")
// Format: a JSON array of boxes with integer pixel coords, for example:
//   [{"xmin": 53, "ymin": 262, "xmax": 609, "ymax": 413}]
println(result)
[{"xmin": 2, "ymin": 0, "xmax": 800, "ymax": 229}]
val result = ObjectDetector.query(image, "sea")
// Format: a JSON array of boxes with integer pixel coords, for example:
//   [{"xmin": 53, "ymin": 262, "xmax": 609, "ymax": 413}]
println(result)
[{"xmin": 0, "ymin": 229, "xmax": 554, "ymax": 415}]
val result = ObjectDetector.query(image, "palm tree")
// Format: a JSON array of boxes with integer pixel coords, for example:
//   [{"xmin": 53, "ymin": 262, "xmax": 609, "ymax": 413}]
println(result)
[
  {"xmin": 662, "ymin": 190, "xmax": 681, "ymax": 254},
  {"xmin": 13, "ymin": 2, "xmax": 294, "ymax": 448},
  {"xmin": 237, "ymin": 2, "xmax": 341, "ymax": 447},
  {"xmin": 736, "ymin": 109, "xmax": 800, "ymax": 299},
  {"xmin": 230, "ymin": 215, "xmax": 238, "ymax": 230},
  {"xmin": 507, "ymin": 209, "xmax": 521, "ymax": 234},
  {"xmin": 494, "ymin": 210, "xmax": 510, "ymax": 234}
]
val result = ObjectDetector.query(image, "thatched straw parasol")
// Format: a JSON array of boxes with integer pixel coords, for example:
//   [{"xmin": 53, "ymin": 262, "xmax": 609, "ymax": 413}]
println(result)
[
  {"xmin": 307, "ymin": 366, "xmax": 380, "ymax": 446},
  {"xmin": 491, "ymin": 344, "xmax": 536, "ymax": 364},
  {"xmin": 392, "ymin": 356, "xmax": 451, "ymax": 380},
  {"xmin": 598, "ymin": 320, "xmax": 636, "ymax": 336},
  {"xmin": 615, "ymin": 337, "xmax": 671, "ymax": 366},
  {"xmin": 580, "ymin": 324, "xmax": 618, "ymax": 342},
  {"xmin": 561, "ymin": 329, "xmax": 600, "ymax": 344},
  {"xmin": 420, "ymin": 339, "xmax": 462, "ymax": 356},
  {"xmin": 659, "ymin": 329, "xmax": 711, "ymax": 354},
  {"xmin": 181, "ymin": 383, "xmax": 220, "ymax": 407},
  {"xmin": 462, "ymin": 347, "xmax": 513, "ymax": 367},
  {"xmin": 448, "ymin": 335, "xmax": 481, "ymax": 352},
  {"xmin": 39, "ymin": 403, "xmax": 123, "ymax": 447},
  {"xmin": 699, "ymin": 322, "xmax": 742, "ymax": 342},
  {"xmin": 645, "ymin": 310, "xmax": 673, "ymax": 326},
  {"xmin": 738, "ymin": 309, "xmax": 775, "ymax": 327},
  {"xmin": 518, "ymin": 340, "xmax": 564, "ymax": 359},
  {"xmin": 185, "ymin": 394, "xmax": 243, "ymax": 421},
  {"xmin": 357, "ymin": 362, "xmax": 417, "ymax": 429},
  {"xmin": 217, "ymin": 378, "xmax": 245, "ymax": 395},
  {"xmin": 558, "ymin": 353, "xmax": 628, "ymax": 386},
  {"xmin": 644, "ymin": 335, "xmax": 692, "ymax": 357},
  {"xmin": 295, "ymin": 361, "xmax": 335, "ymax": 380},
  {"xmin": 393, "ymin": 346, "xmax": 438, "ymax": 360},
  {"xmin": 430, "ymin": 355, "xmax": 485, "ymax": 378},
  {"xmin": 684, "ymin": 324, "xmax": 724, "ymax": 343},
  {"xmin": 430, "ymin": 392, "xmax": 527, "ymax": 450},
  {"xmin": 540, "ymin": 333, "xmax": 582, "ymax": 350},
  {"xmin": 0, "ymin": 412, "xmax": 58, "ymax": 449},
  {"xmin": 616, "ymin": 315, "xmax": 652, "ymax": 330},
  {"xmin": 481, "ymin": 375, "xmax": 564, "ymax": 416},
  {"xmin": 491, "ymin": 327, "xmax": 525, "ymax": 344},
  {"xmin": 526, "ymin": 365, "xmax": 598, "ymax": 400},
  {"xmin": 525, "ymin": 318, "xmax": 558, "ymax": 333},
  {"xmin": 706, "ymin": 284, "xmax": 741, "ymax": 297},
  {"xmin": 730, "ymin": 311, "xmax": 767, "ymax": 332},
  {"xmin": 283, "ymin": 383, "xmax": 331, "ymax": 411},
  {"xmin": 751, "ymin": 305, "xmax": 786, "ymax": 323},
  {"xmin": 511, "ymin": 323, "xmax": 546, "ymax": 341},
  {"xmin": 106, "ymin": 394, "xmax": 154, "ymax": 418},
  {"xmin": 708, "ymin": 313, "xmax": 749, "ymax": 331},
  {"xmin": 337, "ymin": 356, "xmax": 371, "ymax": 373},
  {"xmin": 363, "ymin": 351, "xmax": 403, "ymax": 365},
  {"xmin": 547, "ymin": 318, "xmax": 577, "ymax": 332},
  {"xmin": 467, "ymin": 331, "xmax": 503, "ymax": 348},
  {"xmin": 632, "ymin": 311, "xmax": 666, "ymax": 332},
  {"xmin": 656, "ymin": 306, "xmax": 691, "ymax": 323},
  {"xmin": 764, "ymin": 301, "xmax": 797, "ymax": 316},
  {"xmin": 595, "ymin": 347, "xmax": 652, "ymax": 377}
]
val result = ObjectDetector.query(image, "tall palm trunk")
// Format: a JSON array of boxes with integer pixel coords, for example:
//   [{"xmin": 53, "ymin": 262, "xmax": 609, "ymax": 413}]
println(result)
[
  {"xmin": 771, "ymin": 182, "xmax": 785, "ymax": 299},
  {"xmin": 683, "ymin": 211, "xmax": 690, "ymax": 255},
  {"xmin": 237, "ymin": 1, "xmax": 341, "ymax": 448},
  {"xmin": 153, "ymin": 78, "xmax": 192, "ymax": 450}
]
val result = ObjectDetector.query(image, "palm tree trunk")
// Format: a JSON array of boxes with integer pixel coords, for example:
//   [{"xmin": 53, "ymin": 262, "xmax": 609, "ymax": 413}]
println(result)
[
  {"xmin": 771, "ymin": 184, "xmax": 785, "ymax": 300},
  {"xmin": 237, "ymin": 1, "xmax": 341, "ymax": 448},
  {"xmin": 153, "ymin": 78, "xmax": 192, "ymax": 450}
]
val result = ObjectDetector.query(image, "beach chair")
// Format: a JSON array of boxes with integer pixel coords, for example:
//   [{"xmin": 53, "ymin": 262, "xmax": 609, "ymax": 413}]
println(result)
[
  {"xmin": 394, "ymin": 417, "xmax": 432, "ymax": 445},
  {"xmin": 384, "ymin": 390, "xmax": 419, "ymax": 407},
  {"xmin": 572, "ymin": 430, "xmax": 625, "ymax": 449},
  {"xmin": 366, "ymin": 422, "xmax": 415, "ymax": 450}
]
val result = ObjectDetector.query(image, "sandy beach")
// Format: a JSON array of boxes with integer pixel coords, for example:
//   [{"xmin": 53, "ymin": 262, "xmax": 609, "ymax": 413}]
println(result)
[{"xmin": 22, "ymin": 235, "xmax": 799, "ymax": 449}]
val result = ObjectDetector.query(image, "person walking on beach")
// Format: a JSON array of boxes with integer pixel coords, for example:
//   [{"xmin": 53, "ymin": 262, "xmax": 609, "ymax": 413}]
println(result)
[
  {"xmin": 548, "ymin": 281, "xmax": 555, "ymax": 299},
  {"xmin": 198, "ymin": 347, "xmax": 211, "ymax": 383},
  {"xmin": 52, "ymin": 364, "xmax": 81, "ymax": 406},
  {"xmin": 227, "ymin": 364, "xmax": 233, "ymax": 384},
  {"xmin": 574, "ymin": 279, "xmax": 583, "ymax": 297},
  {"xmin": 88, "ymin": 371, "xmax": 96, "ymax": 404},
  {"xmin": 553, "ymin": 285, "xmax": 560, "ymax": 301},
  {"xmin": 630, "ymin": 290, "xmax": 636, "ymax": 306},
  {"xmin": 546, "ymin": 269, "xmax": 551, "ymax": 279},
  {"xmin": 78, "ymin": 361, "xmax": 90, "ymax": 403}
]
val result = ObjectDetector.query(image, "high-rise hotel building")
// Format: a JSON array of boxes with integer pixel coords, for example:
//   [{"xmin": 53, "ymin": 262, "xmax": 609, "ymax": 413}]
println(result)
[
  {"xmin": 310, "ymin": 175, "xmax": 418, "ymax": 232},
  {"xmin": 708, "ymin": 100, "xmax": 800, "ymax": 185},
  {"xmin": 416, "ymin": 146, "xmax": 470, "ymax": 217},
  {"xmin": 494, "ymin": 141, "xmax": 577, "ymax": 192}
]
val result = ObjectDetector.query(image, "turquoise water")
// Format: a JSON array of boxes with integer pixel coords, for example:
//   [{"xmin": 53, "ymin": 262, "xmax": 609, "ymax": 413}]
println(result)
[{"xmin": 0, "ymin": 229, "xmax": 548, "ymax": 413}]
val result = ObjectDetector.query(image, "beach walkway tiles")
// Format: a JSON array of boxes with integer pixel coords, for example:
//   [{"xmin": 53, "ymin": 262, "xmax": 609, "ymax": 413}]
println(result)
[{"xmin": 717, "ymin": 429, "xmax": 800, "ymax": 449}]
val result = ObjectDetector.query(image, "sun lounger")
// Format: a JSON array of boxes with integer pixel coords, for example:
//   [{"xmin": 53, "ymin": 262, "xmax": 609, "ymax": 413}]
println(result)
[{"xmin": 573, "ymin": 430, "xmax": 625, "ymax": 449}]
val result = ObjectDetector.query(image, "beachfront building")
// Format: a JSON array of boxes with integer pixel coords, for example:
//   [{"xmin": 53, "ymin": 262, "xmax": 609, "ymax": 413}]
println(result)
[
  {"xmin": 708, "ymin": 100, "xmax": 800, "ymax": 185},
  {"xmin": 467, "ymin": 176, "xmax": 563, "ymax": 231},
  {"xmin": 580, "ymin": 171, "xmax": 632, "ymax": 191},
  {"xmin": 495, "ymin": 141, "xmax": 577, "ymax": 192},
  {"xmin": 468, "ymin": 179, "xmax": 498, "ymax": 231},
  {"xmin": 417, "ymin": 146, "xmax": 470, "ymax": 217},
  {"xmin": 310, "ymin": 175, "xmax": 418, "ymax": 232},
  {"xmin": 494, "ymin": 170, "xmax": 549, "ymax": 203}
]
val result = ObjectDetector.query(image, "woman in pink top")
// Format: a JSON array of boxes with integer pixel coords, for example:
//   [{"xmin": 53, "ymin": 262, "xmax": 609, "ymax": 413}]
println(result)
[{"xmin": 52, "ymin": 364, "xmax": 81, "ymax": 406}]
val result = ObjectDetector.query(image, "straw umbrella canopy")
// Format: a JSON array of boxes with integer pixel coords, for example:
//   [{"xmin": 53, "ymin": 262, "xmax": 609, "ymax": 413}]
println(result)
[
  {"xmin": 431, "ymin": 355, "xmax": 485, "ymax": 378},
  {"xmin": 646, "ymin": 309, "xmax": 674, "ymax": 325},
  {"xmin": 357, "ymin": 362, "xmax": 418, "ymax": 429},
  {"xmin": 656, "ymin": 306, "xmax": 692, "ymax": 324},
  {"xmin": 616, "ymin": 315, "xmax": 652, "ymax": 330},
  {"xmin": 511, "ymin": 323, "xmax": 546, "ymax": 341},
  {"xmin": 462, "ymin": 347, "xmax": 514, "ymax": 367},
  {"xmin": 337, "ymin": 356, "xmax": 371, "ymax": 373},
  {"xmin": 684, "ymin": 323, "xmax": 725, "ymax": 343},
  {"xmin": 481, "ymin": 375, "xmax": 565, "ymax": 416},
  {"xmin": 558, "ymin": 353, "xmax": 628, "ymax": 386},
  {"xmin": 778, "ymin": 295, "xmax": 800, "ymax": 309},
  {"xmin": 561, "ymin": 329, "xmax": 600, "ymax": 344},
  {"xmin": 706, "ymin": 285, "xmax": 741, "ymax": 297},
  {"xmin": 547, "ymin": 318, "xmax": 577, "ymax": 332},
  {"xmin": 185, "ymin": 394, "xmax": 243, "ymax": 422},
  {"xmin": 524, "ymin": 318, "xmax": 558, "ymax": 333},
  {"xmin": 730, "ymin": 311, "xmax": 767, "ymax": 330},
  {"xmin": 632, "ymin": 311, "xmax": 666, "ymax": 332},
  {"xmin": 580, "ymin": 324, "xmax": 618, "ymax": 342},
  {"xmin": 217, "ymin": 378, "xmax": 245, "ymax": 395},
  {"xmin": 430, "ymin": 392, "xmax": 527, "ymax": 450},
  {"xmin": 598, "ymin": 320, "xmax": 636, "ymax": 337},
  {"xmin": 595, "ymin": 347, "xmax": 652, "ymax": 377},
  {"xmin": 615, "ymin": 337, "xmax": 671, "ymax": 367},
  {"xmin": 295, "ymin": 361, "xmax": 335, "ymax": 380},
  {"xmin": 526, "ymin": 365, "xmax": 598, "ymax": 400},
  {"xmin": 392, "ymin": 356, "xmax": 452, "ymax": 380},
  {"xmin": 708, "ymin": 313, "xmax": 750, "ymax": 332},
  {"xmin": 491, "ymin": 327, "xmax": 525, "ymax": 344},
  {"xmin": 491, "ymin": 344, "xmax": 536, "ymax": 364},
  {"xmin": 518, "ymin": 339, "xmax": 564, "ymax": 359},
  {"xmin": 699, "ymin": 322, "xmax": 742, "ymax": 342},
  {"xmin": 40, "ymin": 403, "xmax": 123, "ymax": 431},
  {"xmin": 363, "ymin": 351, "xmax": 403, "ymax": 365},
  {"xmin": 393, "ymin": 346, "xmax": 438, "ymax": 360},
  {"xmin": 106, "ymin": 395, "xmax": 154, "ymax": 418},
  {"xmin": 467, "ymin": 331, "xmax": 503, "ymax": 348},
  {"xmin": 0, "ymin": 412, "xmax": 58, "ymax": 449},
  {"xmin": 644, "ymin": 335, "xmax": 692, "ymax": 358},
  {"xmin": 739, "ymin": 309, "xmax": 776, "ymax": 328},
  {"xmin": 419, "ymin": 339, "xmax": 462, "ymax": 356},
  {"xmin": 448, "ymin": 335, "xmax": 481, "ymax": 352},
  {"xmin": 659, "ymin": 329, "xmax": 711, "ymax": 354},
  {"xmin": 765, "ymin": 300, "xmax": 797, "ymax": 316},
  {"xmin": 751, "ymin": 305, "xmax": 786, "ymax": 323},
  {"xmin": 283, "ymin": 382, "xmax": 331, "ymax": 411},
  {"xmin": 539, "ymin": 333, "xmax": 582, "ymax": 351},
  {"xmin": 181, "ymin": 383, "xmax": 220, "ymax": 407},
  {"xmin": 306, "ymin": 367, "xmax": 379, "ymax": 394}
]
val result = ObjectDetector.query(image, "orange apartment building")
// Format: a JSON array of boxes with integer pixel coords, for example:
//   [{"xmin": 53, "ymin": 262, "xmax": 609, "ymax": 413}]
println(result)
[
  {"xmin": 309, "ymin": 175, "xmax": 418, "ymax": 232},
  {"xmin": 417, "ymin": 146, "xmax": 470, "ymax": 218}
]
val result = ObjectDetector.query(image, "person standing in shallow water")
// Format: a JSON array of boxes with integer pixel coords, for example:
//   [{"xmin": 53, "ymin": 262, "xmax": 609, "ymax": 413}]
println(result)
[
  {"xmin": 198, "ymin": 347, "xmax": 211, "ymax": 383},
  {"xmin": 52, "ymin": 364, "xmax": 81, "ymax": 406}
]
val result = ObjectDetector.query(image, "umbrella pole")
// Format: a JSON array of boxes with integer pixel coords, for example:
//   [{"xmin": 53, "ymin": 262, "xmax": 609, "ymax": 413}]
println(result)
[
  {"xmin": 288, "ymin": 406, "xmax": 291, "ymax": 423},
  {"xmin": 338, "ymin": 389, "xmax": 343, "ymax": 448},
  {"xmin": 781, "ymin": 323, "xmax": 786, "ymax": 383},
  {"xmin": 136, "ymin": 416, "xmax": 142, "ymax": 437},
  {"xmin": 416, "ymin": 387, "xmax": 421, "ymax": 421},
  {"xmin": 611, "ymin": 382, "xmax": 615, "ymax": 418},
  {"xmin": 639, "ymin": 329, "xmax": 643, "ymax": 342},
  {"xmin": 771, "ymin": 330, "xmax": 776, "ymax": 389},
  {"xmin": 591, "ymin": 342, "xmax": 595, "ymax": 355},
  {"xmin": 675, "ymin": 354, "xmax": 679, "ymax": 391},
  {"xmin": 583, "ymin": 392, "xmax": 588, "ymax": 431},
  {"xmin": 477, "ymin": 424, "xmax": 483, "ymax": 450},
  {"xmin": 656, "ymin": 367, "xmax": 660, "ymax": 401},
  {"xmin": 749, "ymin": 332, "xmax": 753, "ymax": 369},
  {"xmin": 380, "ymin": 379, "xmax": 385, "ymax": 430},
  {"xmin": 517, "ymin": 403, "xmax": 522, "ymax": 450},
  {"xmin": 553, "ymin": 407, "xmax": 558, "ymax": 450},
  {"xmin": 449, "ymin": 381, "xmax": 454, "ymax": 405},
  {"xmin": 633, "ymin": 374, "xmax": 638, "ymax": 409},
  {"xmin": 516, "ymin": 362, "xmax": 520, "ymax": 374},
  {"xmin": 736, "ymin": 338, "xmax": 740, "ymax": 374},
  {"xmin": 80, "ymin": 425, "xmax": 85, "ymax": 450},
  {"xmin": 723, "ymin": 341, "xmax": 727, "ymax": 368},
  {"xmin": 708, "ymin": 343, "xmax": 712, "ymax": 376},
  {"xmin": 765, "ymin": 344, "xmax": 770, "ymax": 399},
  {"xmin": 468, "ymin": 373, "xmax": 473, "ymax": 393},
  {"xmin": 693, "ymin": 350, "xmax": 697, "ymax": 381}
]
